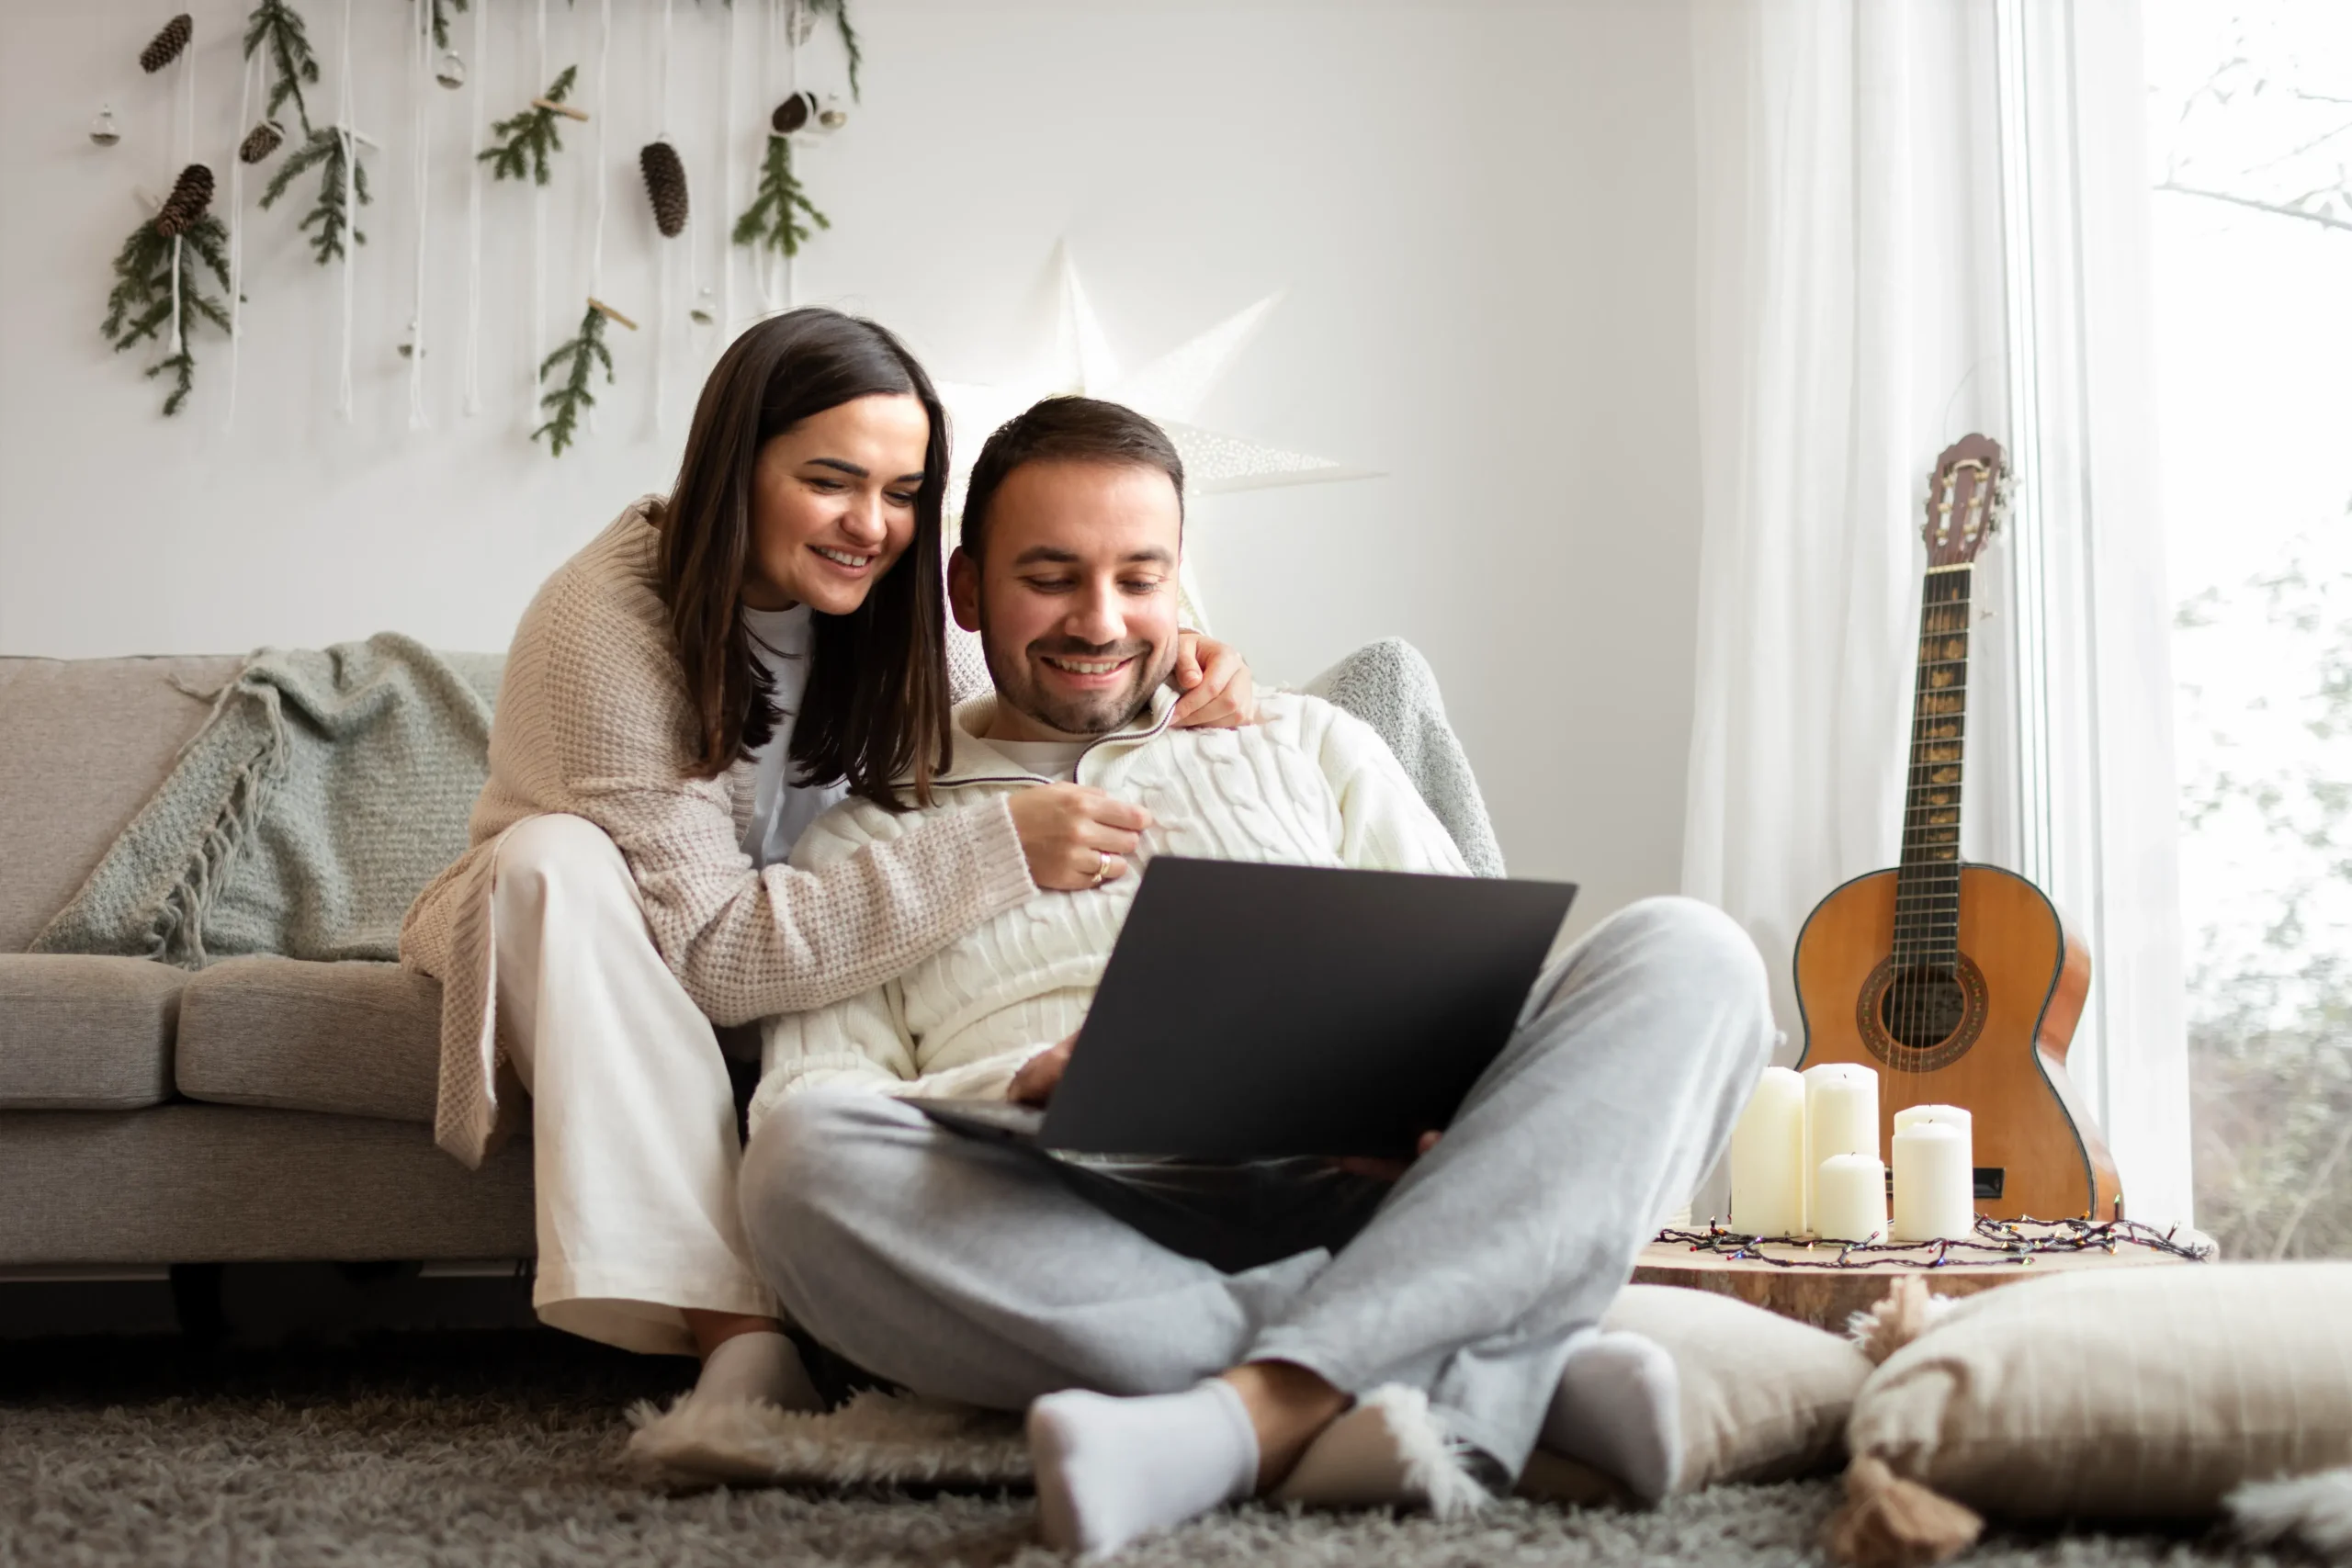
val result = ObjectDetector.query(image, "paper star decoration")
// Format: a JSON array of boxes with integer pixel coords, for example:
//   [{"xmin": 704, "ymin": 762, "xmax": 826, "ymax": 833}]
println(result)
[{"xmin": 936, "ymin": 245, "xmax": 1377, "ymax": 502}]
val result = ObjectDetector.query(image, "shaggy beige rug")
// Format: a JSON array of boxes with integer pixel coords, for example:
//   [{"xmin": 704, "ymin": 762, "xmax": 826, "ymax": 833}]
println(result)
[{"xmin": 0, "ymin": 1330, "xmax": 2315, "ymax": 1566}]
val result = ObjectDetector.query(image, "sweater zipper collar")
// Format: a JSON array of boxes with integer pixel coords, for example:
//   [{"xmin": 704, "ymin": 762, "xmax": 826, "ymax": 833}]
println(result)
[{"xmin": 928, "ymin": 688, "xmax": 1181, "ymax": 792}]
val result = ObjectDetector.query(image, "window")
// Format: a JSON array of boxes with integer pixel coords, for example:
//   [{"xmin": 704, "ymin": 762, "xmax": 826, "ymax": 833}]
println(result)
[{"xmin": 2147, "ymin": 3, "xmax": 2352, "ymax": 1259}]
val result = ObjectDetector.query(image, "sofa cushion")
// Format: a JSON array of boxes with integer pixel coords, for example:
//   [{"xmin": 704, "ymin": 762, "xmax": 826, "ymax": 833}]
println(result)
[
  {"xmin": 175, "ymin": 957, "xmax": 442, "ymax": 1124},
  {"xmin": 0, "ymin": 1103, "xmax": 534, "ymax": 1264},
  {"xmin": 0, "ymin": 654, "xmax": 243, "ymax": 953},
  {"xmin": 0, "ymin": 954, "xmax": 183, "ymax": 1110}
]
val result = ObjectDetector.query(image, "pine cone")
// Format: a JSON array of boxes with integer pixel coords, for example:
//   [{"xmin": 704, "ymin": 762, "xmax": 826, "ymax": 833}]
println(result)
[
  {"xmin": 239, "ymin": 119, "xmax": 285, "ymax": 164},
  {"xmin": 771, "ymin": 92, "xmax": 816, "ymax": 135},
  {"xmin": 639, "ymin": 141, "xmax": 689, "ymax": 238},
  {"xmin": 141, "ymin": 13, "xmax": 193, "ymax": 73},
  {"xmin": 154, "ymin": 163, "xmax": 215, "ymax": 237}
]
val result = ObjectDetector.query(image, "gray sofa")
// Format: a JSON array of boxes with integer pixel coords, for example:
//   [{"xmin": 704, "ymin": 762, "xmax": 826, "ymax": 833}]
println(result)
[
  {"xmin": 0, "ymin": 654, "xmax": 532, "ymax": 1269},
  {"xmin": 0, "ymin": 638, "xmax": 1496, "ymax": 1274}
]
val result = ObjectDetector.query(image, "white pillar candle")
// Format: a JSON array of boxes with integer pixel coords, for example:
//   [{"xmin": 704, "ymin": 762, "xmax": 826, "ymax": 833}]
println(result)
[
  {"xmin": 1893, "ymin": 1103, "xmax": 1973, "ymax": 1141},
  {"xmin": 1804, "ymin": 1063, "xmax": 1880, "ymax": 1172},
  {"xmin": 1728, "ymin": 1066, "xmax": 1807, "ymax": 1237},
  {"xmin": 1891, "ymin": 1120, "xmax": 1977, "ymax": 1242},
  {"xmin": 1815, "ymin": 1153, "xmax": 1888, "ymax": 1243}
]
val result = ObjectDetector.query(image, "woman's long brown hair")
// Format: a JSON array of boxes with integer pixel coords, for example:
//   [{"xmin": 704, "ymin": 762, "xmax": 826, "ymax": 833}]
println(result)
[{"xmin": 654, "ymin": 308, "xmax": 953, "ymax": 808}]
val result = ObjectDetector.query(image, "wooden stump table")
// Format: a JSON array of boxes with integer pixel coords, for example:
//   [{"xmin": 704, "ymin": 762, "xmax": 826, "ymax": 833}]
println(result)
[{"xmin": 1631, "ymin": 1223, "xmax": 2216, "ymax": 1331}]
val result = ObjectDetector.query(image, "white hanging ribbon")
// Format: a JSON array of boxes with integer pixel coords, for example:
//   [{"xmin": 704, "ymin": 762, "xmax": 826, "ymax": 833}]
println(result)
[
  {"xmin": 759, "ymin": 0, "xmax": 780, "ymax": 312},
  {"xmin": 225, "ymin": 45, "xmax": 259, "ymax": 431},
  {"xmin": 462, "ymin": 0, "xmax": 488, "ymax": 416},
  {"xmin": 169, "ymin": 25, "xmax": 196, "ymax": 357},
  {"xmin": 781, "ymin": 0, "xmax": 797, "ymax": 311},
  {"xmin": 336, "ymin": 0, "xmax": 356, "ymax": 421},
  {"xmin": 656, "ymin": 0, "xmax": 675, "ymax": 434},
  {"xmin": 587, "ymin": 0, "xmax": 612, "ymax": 434},
  {"xmin": 721, "ymin": 0, "xmax": 739, "ymax": 344},
  {"xmin": 408, "ymin": 0, "xmax": 432, "ymax": 431},
  {"xmin": 530, "ymin": 0, "xmax": 548, "ymax": 423}
]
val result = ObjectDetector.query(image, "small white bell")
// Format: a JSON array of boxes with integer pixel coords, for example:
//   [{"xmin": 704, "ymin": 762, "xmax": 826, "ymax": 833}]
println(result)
[
  {"xmin": 90, "ymin": 106, "xmax": 122, "ymax": 147},
  {"xmin": 435, "ymin": 50, "xmax": 467, "ymax": 90},
  {"xmin": 690, "ymin": 286, "xmax": 717, "ymax": 328}
]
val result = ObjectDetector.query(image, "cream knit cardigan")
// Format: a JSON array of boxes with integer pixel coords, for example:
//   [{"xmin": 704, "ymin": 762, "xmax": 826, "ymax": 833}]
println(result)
[
  {"xmin": 749, "ymin": 686, "xmax": 1471, "ymax": 1133},
  {"xmin": 400, "ymin": 501, "xmax": 1037, "ymax": 1167}
]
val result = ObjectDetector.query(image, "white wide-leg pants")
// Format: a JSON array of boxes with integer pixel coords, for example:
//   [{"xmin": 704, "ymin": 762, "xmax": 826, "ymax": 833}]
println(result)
[{"xmin": 492, "ymin": 813, "xmax": 778, "ymax": 1356}]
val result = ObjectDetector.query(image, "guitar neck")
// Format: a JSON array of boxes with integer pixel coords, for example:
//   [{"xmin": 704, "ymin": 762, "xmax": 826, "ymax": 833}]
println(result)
[{"xmin": 1894, "ymin": 564, "xmax": 1973, "ymax": 968}]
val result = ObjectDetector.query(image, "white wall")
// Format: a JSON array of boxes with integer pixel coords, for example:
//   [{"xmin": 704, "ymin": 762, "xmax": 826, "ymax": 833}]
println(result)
[{"xmin": 0, "ymin": 0, "xmax": 1703, "ymax": 932}]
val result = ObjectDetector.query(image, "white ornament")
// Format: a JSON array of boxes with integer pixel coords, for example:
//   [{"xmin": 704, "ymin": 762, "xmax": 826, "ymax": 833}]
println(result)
[{"xmin": 935, "ymin": 244, "xmax": 1374, "ymax": 504}]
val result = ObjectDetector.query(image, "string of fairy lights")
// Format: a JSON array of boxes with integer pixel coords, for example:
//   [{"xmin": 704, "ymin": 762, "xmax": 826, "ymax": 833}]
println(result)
[{"xmin": 1654, "ymin": 1214, "xmax": 2216, "ymax": 1272}]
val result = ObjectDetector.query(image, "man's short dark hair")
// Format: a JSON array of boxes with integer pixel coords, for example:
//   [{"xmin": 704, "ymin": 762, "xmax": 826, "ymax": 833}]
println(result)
[{"xmin": 959, "ymin": 396, "xmax": 1185, "ymax": 560}]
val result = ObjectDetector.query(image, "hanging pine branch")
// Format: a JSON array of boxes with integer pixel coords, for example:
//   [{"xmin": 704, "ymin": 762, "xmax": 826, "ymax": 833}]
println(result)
[
  {"xmin": 481, "ymin": 66, "xmax": 581, "ymax": 186},
  {"xmin": 424, "ymin": 0, "xmax": 469, "ymax": 52},
  {"xmin": 732, "ymin": 133, "xmax": 829, "ymax": 258},
  {"xmin": 102, "ymin": 212, "xmax": 231, "ymax": 417},
  {"xmin": 534, "ymin": 301, "xmax": 616, "ymax": 457},
  {"xmin": 243, "ymin": 0, "xmax": 322, "ymax": 136},
  {"xmin": 804, "ymin": 0, "xmax": 863, "ymax": 100},
  {"xmin": 259, "ymin": 127, "xmax": 372, "ymax": 265}
]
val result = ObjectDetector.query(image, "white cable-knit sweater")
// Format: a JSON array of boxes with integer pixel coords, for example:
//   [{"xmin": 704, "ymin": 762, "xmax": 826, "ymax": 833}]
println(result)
[{"xmin": 750, "ymin": 686, "xmax": 1471, "ymax": 1132}]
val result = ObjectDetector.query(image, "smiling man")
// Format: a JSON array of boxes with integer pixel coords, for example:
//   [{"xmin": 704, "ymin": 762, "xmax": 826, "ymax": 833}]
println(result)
[{"xmin": 731, "ymin": 397, "xmax": 1772, "ymax": 1556}]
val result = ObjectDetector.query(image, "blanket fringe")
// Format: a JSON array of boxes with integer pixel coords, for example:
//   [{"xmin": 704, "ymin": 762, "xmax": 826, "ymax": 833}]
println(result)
[{"xmin": 145, "ymin": 680, "xmax": 289, "ymax": 967}]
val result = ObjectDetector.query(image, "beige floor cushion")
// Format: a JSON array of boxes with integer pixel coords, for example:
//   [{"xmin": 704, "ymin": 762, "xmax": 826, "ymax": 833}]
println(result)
[
  {"xmin": 1829, "ymin": 1262, "xmax": 2352, "ymax": 1565},
  {"xmin": 1520, "ymin": 1283, "xmax": 1873, "ymax": 1504}
]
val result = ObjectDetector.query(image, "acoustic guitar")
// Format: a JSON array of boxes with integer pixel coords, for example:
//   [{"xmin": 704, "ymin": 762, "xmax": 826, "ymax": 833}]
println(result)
[{"xmin": 1792, "ymin": 434, "xmax": 2123, "ymax": 1222}]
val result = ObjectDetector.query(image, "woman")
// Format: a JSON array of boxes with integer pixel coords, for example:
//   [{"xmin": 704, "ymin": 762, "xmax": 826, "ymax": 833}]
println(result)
[{"xmin": 401, "ymin": 308, "xmax": 1254, "ymax": 1414}]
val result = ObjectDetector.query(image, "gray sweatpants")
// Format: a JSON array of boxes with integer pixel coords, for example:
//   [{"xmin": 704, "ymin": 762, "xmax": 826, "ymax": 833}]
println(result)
[{"xmin": 739, "ymin": 895, "xmax": 1772, "ymax": 1475}]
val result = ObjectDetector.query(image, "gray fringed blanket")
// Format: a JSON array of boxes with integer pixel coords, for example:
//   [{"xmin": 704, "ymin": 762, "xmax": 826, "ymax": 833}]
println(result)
[
  {"xmin": 32, "ymin": 635, "xmax": 501, "ymax": 967},
  {"xmin": 1306, "ymin": 637, "xmax": 1506, "ymax": 878}
]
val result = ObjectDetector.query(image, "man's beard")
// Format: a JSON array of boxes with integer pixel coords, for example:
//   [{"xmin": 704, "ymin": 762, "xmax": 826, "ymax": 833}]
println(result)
[{"xmin": 982, "ymin": 627, "xmax": 1172, "ymax": 737}]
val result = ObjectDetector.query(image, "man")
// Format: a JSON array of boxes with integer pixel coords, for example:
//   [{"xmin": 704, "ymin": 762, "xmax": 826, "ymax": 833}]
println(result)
[{"xmin": 739, "ymin": 397, "xmax": 1772, "ymax": 1557}]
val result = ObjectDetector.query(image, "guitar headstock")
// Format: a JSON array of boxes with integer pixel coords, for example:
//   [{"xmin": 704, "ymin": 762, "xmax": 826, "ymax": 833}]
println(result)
[{"xmin": 1922, "ymin": 434, "xmax": 2008, "ymax": 568}]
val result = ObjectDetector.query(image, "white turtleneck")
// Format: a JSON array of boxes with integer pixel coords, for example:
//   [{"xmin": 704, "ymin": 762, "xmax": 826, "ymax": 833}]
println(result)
[{"xmin": 740, "ymin": 602, "xmax": 851, "ymax": 869}]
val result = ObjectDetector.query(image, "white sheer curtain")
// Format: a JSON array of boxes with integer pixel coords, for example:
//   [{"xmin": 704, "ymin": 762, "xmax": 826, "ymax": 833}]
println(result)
[
  {"xmin": 1682, "ymin": 0, "xmax": 2007, "ymax": 1045},
  {"xmin": 1681, "ymin": 0, "xmax": 2194, "ymax": 1225}
]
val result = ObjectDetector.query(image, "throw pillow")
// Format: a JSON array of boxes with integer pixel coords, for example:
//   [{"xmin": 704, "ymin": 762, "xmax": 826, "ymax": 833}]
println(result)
[
  {"xmin": 1519, "ymin": 1283, "xmax": 1873, "ymax": 1504},
  {"xmin": 1830, "ymin": 1262, "xmax": 2352, "ymax": 1566}
]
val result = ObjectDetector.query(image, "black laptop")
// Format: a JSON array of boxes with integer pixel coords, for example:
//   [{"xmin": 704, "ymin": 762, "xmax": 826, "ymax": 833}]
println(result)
[{"xmin": 908, "ymin": 856, "xmax": 1577, "ymax": 1161}]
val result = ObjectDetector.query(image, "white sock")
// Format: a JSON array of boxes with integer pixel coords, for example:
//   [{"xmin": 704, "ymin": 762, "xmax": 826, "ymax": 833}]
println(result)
[
  {"xmin": 1539, "ymin": 1329, "xmax": 1682, "ymax": 1503},
  {"xmin": 1027, "ymin": 1381, "xmax": 1260, "ymax": 1558},
  {"xmin": 690, "ymin": 1329, "xmax": 821, "ymax": 1413}
]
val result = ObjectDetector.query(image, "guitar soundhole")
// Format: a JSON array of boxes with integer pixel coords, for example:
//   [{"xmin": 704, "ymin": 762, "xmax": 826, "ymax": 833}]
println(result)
[
  {"xmin": 1881, "ymin": 970, "xmax": 1967, "ymax": 1049},
  {"xmin": 1856, "ymin": 953, "xmax": 1988, "ymax": 1072}
]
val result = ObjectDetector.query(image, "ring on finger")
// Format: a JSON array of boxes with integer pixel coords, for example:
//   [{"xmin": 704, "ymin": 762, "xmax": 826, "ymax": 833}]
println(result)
[{"xmin": 1091, "ymin": 848, "xmax": 1109, "ymax": 886}]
